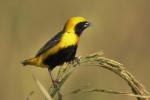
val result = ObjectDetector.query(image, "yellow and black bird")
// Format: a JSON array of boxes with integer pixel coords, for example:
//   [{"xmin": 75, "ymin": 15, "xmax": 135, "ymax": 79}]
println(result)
[{"xmin": 22, "ymin": 17, "xmax": 90, "ymax": 85}]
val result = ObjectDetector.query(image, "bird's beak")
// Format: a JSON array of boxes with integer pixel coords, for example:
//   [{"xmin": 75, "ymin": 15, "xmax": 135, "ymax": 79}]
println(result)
[
  {"xmin": 88, "ymin": 22, "xmax": 92, "ymax": 26},
  {"xmin": 84, "ymin": 21, "xmax": 91, "ymax": 28}
]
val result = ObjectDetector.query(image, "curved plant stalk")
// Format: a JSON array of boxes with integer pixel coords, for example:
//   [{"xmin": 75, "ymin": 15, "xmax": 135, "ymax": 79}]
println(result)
[{"xmin": 47, "ymin": 52, "xmax": 149, "ymax": 100}]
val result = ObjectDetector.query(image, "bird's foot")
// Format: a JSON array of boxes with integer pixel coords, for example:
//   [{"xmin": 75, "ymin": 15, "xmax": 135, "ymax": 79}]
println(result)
[
  {"xmin": 68, "ymin": 57, "xmax": 80, "ymax": 66},
  {"xmin": 52, "ymin": 80, "xmax": 60, "ymax": 88},
  {"xmin": 74, "ymin": 57, "xmax": 80, "ymax": 65}
]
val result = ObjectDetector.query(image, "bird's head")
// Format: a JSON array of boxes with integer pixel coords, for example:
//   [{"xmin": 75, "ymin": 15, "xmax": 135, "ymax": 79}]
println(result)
[{"xmin": 64, "ymin": 17, "xmax": 91, "ymax": 36}]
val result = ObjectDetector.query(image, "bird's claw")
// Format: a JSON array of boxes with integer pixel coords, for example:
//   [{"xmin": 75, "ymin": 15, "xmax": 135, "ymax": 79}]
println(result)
[
  {"xmin": 68, "ymin": 57, "xmax": 80, "ymax": 66},
  {"xmin": 74, "ymin": 57, "xmax": 80, "ymax": 65},
  {"xmin": 52, "ymin": 80, "xmax": 60, "ymax": 88}
]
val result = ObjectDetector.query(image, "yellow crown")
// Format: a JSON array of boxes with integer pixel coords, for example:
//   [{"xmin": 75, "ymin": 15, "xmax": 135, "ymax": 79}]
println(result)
[{"xmin": 65, "ymin": 17, "xmax": 87, "ymax": 32}]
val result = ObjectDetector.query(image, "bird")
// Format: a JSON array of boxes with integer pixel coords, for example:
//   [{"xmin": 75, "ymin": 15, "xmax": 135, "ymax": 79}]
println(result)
[{"xmin": 22, "ymin": 16, "xmax": 91, "ymax": 87}]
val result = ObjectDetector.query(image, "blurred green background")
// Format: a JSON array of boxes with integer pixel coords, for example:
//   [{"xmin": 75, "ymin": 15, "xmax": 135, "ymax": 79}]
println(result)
[{"xmin": 0, "ymin": 0, "xmax": 150, "ymax": 100}]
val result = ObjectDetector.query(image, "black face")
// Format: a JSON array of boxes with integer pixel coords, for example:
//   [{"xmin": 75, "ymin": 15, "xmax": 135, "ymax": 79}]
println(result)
[{"xmin": 75, "ymin": 21, "xmax": 90, "ymax": 36}]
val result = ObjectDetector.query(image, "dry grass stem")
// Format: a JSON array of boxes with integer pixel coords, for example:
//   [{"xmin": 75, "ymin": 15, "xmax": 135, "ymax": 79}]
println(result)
[
  {"xmin": 32, "ymin": 74, "xmax": 53, "ymax": 100},
  {"xmin": 46, "ymin": 52, "xmax": 149, "ymax": 100}
]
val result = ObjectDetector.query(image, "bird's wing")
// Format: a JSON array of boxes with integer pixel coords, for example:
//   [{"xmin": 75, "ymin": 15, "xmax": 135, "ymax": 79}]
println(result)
[{"xmin": 35, "ymin": 31, "xmax": 63, "ymax": 56}]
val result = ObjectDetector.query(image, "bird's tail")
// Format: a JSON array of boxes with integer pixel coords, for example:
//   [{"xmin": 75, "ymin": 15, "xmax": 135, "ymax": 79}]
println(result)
[{"xmin": 22, "ymin": 57, "xmax": 38, "ymax": 66}]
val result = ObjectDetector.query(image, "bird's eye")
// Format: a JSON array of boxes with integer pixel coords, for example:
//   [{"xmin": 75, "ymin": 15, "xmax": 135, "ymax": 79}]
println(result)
[{"xmin": 75, "ymin": 21, "xmax": 90, "ymax": 36}]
